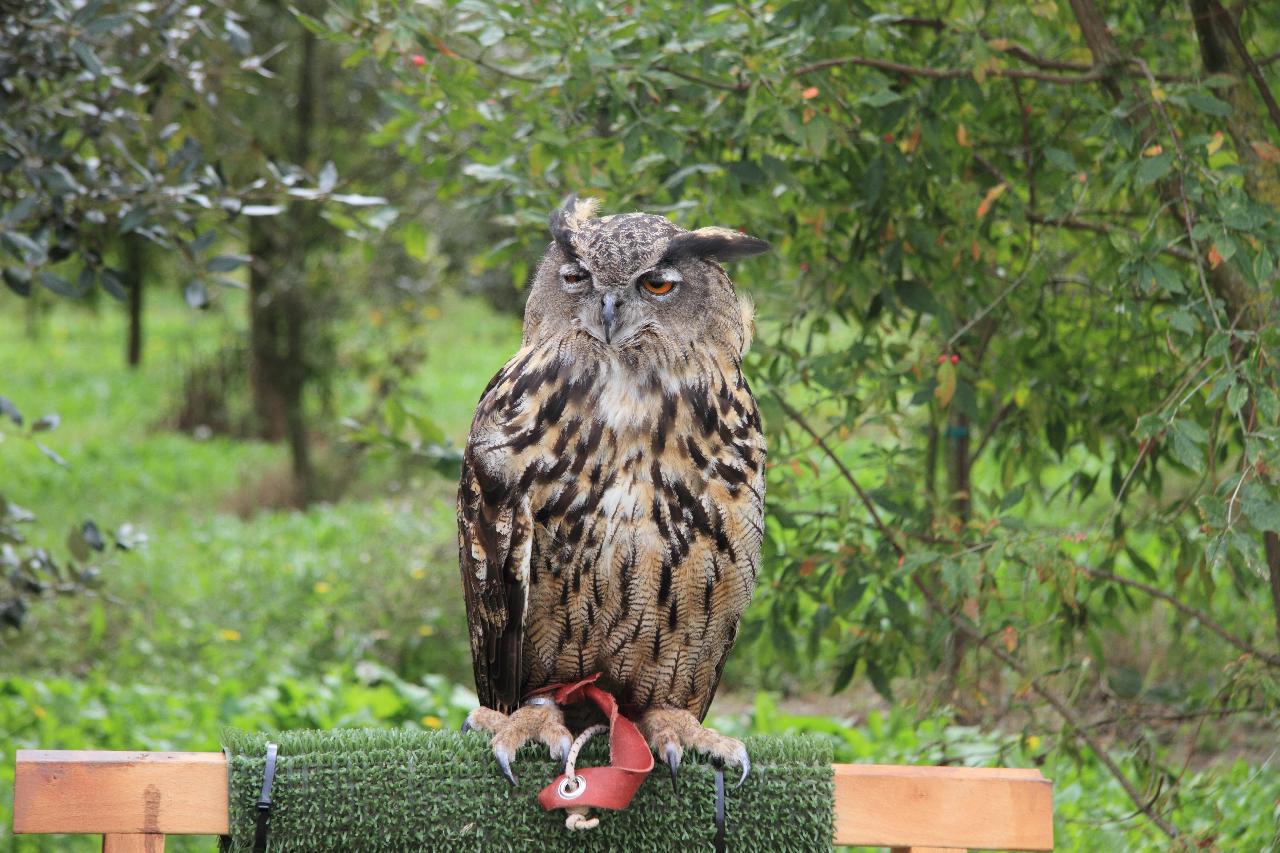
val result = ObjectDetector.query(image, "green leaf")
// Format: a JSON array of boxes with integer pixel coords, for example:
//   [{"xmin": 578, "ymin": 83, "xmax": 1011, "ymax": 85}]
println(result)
[
  {"xmin": 1135, "ymin": 151, "xmax": 1173, "ymax": 185},
  {"xmin": 1043, "ymin": 147, "xmax": 1077, "ymax": 172},
  {"xmin": 1167, "ymin": 309, "xmax": 1196, "ymax": 335},
  {"xmin": 1256, "ymin": 386, "xmax": 1279, "ymax": 424},
  {"xmin": 865, "ymin": 659, "xmax": 894, "ymax": 702},
  {"xmin": 206, "ymin": 254, "xmax": 251, "ymax": 272},
  {"xmin": 999, "ymin": 483, "xmax": 1027, "ymax": 511},
  {"xmin": 1149, "ymin": 263, "xmax": 1184, "ymax": 295},
  {"xmin": 0, "ymin": 396, "xmax": 22, "ymax": 426},
  {"xmin": 99, "ymin": 269, "xmax": 127, "ymax": 301},
  {"xmin": 38, "ymin": 271, "xmax": 81, "ymax": 298},
  {"xmin": 318, "ymin": 161, "xmax": 338, "ymax": 194},
  {"xmin": 1241, "ymin": 483, "xmax": 1280, "ymax": 534},
  {"xmin": 1167, "ymin": 420, "xmax": 1206, "ymax": 472},
  {"xmin": 1226, "ymin": 380, "xmax": 1248, "ymax": 416},
  {"xmin": 1124, "ymin": 546, "xmax": 1157, "ymax": 581},
  {"xmin": 3, "ymin": 267, "xmax": 32, "ymax": 296},
  {"xmin": 330, "ymin": 193, "xmax": 387, "ymax": 206},
  {"xmin": 67, "ymin": 525, "xmax": 91, "ymax": 562},
  {"xmin": 860, "ymin": 89, "xmax": 904, "ymax": 107},
  {"xmin": 70, "ymin": 40, "xmax": 103, "ymax": 76},
  {"xmin": 1186, "ymin": 92, "xmax": 1232, "ymax": 117},
  {"xmin": 935, "ymin": 359, "xmax": 956, "ymax": 408},
  {"xmin": 119, "ymin": 204, "xmax": 151, "ymax": 234},
  {"xmin": 184, "ymin": 279, "xmax": 210, "ymax": 309}
]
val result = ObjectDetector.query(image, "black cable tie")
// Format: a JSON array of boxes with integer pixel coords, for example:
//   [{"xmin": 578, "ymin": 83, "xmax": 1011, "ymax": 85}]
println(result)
[
  {"xmin": 253, "ymin": 742, "xmax": 279, "ymax": 853},
  {"xmin": 713, "ymin": 762, "xmax": 727, "ymax": 853}
]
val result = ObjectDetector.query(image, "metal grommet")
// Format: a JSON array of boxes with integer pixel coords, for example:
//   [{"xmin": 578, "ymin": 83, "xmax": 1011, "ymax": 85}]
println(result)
[
  {"xmin": 524, "ymin": 695, "xmax": 556, "ymax": 707},
  {"xmin": 558, "ymin": 774, "xmax": 588, "ymax": 800}
]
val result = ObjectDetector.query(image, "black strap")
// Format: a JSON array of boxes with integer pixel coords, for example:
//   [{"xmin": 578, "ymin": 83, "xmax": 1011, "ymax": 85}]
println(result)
[
  {"xmin": 253, "ymin": 742, "xmax": 279, "ymax": 853},
  {"xmin": 713, "ymin": 763, "xmax": 726, "ymax": 853}
]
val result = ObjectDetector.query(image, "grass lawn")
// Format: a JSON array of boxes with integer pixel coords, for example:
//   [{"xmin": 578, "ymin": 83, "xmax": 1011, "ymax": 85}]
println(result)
[{"xmin": 1, "ymin": 291, "xmax": 1275, "ymax": 851}]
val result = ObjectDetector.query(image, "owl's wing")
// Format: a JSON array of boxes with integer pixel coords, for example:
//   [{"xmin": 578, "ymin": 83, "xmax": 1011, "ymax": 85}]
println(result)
[
  {"xmin": 693, "ymin": 374, "xmax": 768, "ymax": 722},
  {"xmin": 694, "ymin": 468, "xmax": 765, "ymax": 720},
  {"xmin": 458, "ymin": 363, "xmax": 535, "ymax": 715}
]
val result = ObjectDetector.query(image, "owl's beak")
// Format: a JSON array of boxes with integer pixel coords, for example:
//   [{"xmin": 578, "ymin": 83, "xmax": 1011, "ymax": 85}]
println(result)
[{"xmin": 600, "ymin": 292, "xmax": 619, "ymax": 344}]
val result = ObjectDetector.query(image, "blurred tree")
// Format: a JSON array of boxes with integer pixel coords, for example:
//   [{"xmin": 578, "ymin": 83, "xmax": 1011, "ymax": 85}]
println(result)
[
  {"xmin": 238, "ymin": 1, "xmax": 328, "ymax": 500},
  {"xmin": 0, "ymin": 0, "xmax": 300, "ymax": 352},
  {"xmin": 0, "ymin": 0, "xmax": 298, "ymax": 629},
  {"xmin": 319, "ymin": 0, "xmax": 1280, "ymax": 842},
  {"xmin": 1, "ymin": 0, "xmax": 410, "ymax": 505}
]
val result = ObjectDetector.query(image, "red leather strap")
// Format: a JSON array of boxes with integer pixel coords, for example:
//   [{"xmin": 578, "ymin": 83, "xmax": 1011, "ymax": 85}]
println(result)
[{"xmin": 528, "ymin": 675, "xmax": 654, "ymax": 812}]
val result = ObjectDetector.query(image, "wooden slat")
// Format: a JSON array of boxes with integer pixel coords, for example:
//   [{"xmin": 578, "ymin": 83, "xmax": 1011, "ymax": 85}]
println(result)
[
  {"xmin": 835, "ymin": 764, "xmax": 1054, "ymax": 850},
  {"xmin": 103, "ymin": 834, "xmax": 165, "ymax": 852},
  {"xmin": 14, "ymin": 751, "xmax": 228, "ymax": 835},
  {"xmin": 16, "ymin": 751, "xmax": 1054, "ymax": 850}
]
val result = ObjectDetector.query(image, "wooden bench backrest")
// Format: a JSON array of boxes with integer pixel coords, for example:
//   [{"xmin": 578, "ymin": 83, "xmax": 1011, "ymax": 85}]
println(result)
[{"xmin": 13, "ymin": 750, "xmax": 1054, "ymax": 852}]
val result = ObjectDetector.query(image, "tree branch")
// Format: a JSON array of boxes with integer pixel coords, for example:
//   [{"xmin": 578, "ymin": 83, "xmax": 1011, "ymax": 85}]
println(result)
[
  {"xmin": 910, "ymin": 570, "xmax": 1182, "ymax": 838},
  {"xmin": 772, "ymin": 392, "xmax": 906, "ymax": 557},
  {"xmin": 1084, "ymin": 704, "xmax": 1268, "ymax": 730},
  {"xmin": 791, "ymin": 55, "xmax": 1108, "ymax": 85},
  {"xmin": 970, "ymin": 399, "xmax": 1015, "ymax": 464},
  {"xmin": 1205, "ymin": 0, "xmax": 1280, "ymax": 137},
  {"xmin": 1081, "ymin": 567, "xmax": 1280, "ymax": 667},
  {"xmin": 651, "ymin": 63, "xmax": 745, "ymax": 92},
  {"xmin": 773, "ymin": 386, "xmax": 1184, "ymax": 839},
  {"xmin": 1026, "ymin": 213, "xmax": 1198, "ymax": 262}
]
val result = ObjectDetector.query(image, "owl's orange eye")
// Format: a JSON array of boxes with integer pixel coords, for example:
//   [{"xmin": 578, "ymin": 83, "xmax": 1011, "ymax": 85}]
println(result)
[{"xmin": 642, "ymin": 277, "xmax": 676, "ymax": 295}]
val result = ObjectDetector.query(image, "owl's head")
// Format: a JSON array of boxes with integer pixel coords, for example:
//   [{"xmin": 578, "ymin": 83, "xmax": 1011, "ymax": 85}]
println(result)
[{"xmin": 522, "ymin": 195, "xmax": 769, "ymax": 363}]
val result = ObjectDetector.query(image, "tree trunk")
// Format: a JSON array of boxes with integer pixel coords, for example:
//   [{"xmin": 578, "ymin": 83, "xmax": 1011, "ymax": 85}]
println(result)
[
  {"xmin": 1186, "ymin": 0, "xmax": 1280, "ymax": 648},
  {"xmin": 124, "ymin": 235, "xmax": 145, "ymax": 368},
  {"xmin": 248, "ymin": 220, "xmax": 289, "ymax": 442},
  {"xmin": 1069, "ymin": 0, "xmax": 1280, "ymax": 648},
  {"xmin": 246, "ymin": 23, "xmax": 319, "ymax": 504}
]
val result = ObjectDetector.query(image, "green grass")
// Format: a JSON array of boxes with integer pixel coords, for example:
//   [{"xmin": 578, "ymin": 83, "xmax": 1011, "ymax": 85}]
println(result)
[{"xmin": 1, "ymin": 292, "xmax": 1276, "ymax": 851}]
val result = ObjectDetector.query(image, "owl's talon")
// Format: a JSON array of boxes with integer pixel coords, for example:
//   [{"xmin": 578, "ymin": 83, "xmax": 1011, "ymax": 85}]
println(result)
[
  {"xmin": 460, "ymin": 718, "xmax": 473, "ymax": 734},
  {"xmin": 664, "ymin": 743, "xmax": 680, "ymax": 793},
  {"xmin": 496, "ymin": 749, "xmax": 519, "ymax": 787},
  {"xmin": 639, "ymin": 708, "xmax": 750, "ymax": 790},
  {"xmin": 464, "ymin": 703, "xmax": 571, "ymax": 787}
]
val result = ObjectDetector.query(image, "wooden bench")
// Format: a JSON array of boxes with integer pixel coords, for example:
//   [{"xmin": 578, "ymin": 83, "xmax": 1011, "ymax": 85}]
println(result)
[{"xmin": 13, "ymin": 750, "xmax": 1054, "ymax": 851}]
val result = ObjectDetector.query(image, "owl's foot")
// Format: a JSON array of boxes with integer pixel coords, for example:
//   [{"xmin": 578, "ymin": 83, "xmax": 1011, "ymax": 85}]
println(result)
[
  {"xmin": 462, "ymin": 699, "xmax": 573, "ymax": 787},
  {"xmin": 637, "ymin": 707, "xmax": 749, "ymax": 792}
]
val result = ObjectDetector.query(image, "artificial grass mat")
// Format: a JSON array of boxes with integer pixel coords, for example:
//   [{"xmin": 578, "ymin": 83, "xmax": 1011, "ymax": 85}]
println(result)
[{"xmin": 220, "ymin": 727, "xmax": 834, "ymax": 851}]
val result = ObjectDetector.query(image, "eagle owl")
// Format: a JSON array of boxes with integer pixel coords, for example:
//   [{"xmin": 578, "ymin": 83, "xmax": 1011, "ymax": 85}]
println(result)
[{"xmin": 459, "ymin": 196, "xmax": 768, "ymax": 788}]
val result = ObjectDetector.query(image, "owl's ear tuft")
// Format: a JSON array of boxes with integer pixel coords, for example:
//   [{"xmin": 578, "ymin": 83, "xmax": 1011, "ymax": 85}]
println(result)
[
  {"xmin": 548, "ymin": 193, "xmax": 600, "ymax": 254},
  {"xmin": 660, "ymin": 227, "xmax": 770, "ymax": 264}
]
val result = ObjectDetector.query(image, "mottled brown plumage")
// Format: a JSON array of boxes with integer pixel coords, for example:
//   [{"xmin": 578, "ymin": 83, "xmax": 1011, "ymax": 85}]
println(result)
[{"xmin": 459, "ymin": 196, "xmax": 767, "ymax": 786}]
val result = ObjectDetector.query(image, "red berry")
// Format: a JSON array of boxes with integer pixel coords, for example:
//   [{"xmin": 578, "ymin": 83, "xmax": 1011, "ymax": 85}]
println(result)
[
  {"xmin": 937, "ymin": 354, "xmax": 946, "ymax": 364},
  {"xmin": 950, "ymin": 354, "xmax": 960, "ymax": 364},
  {"xmin": 1023, "ymin": 105, "xmax": 1032, "ymax": 115},
  {"xmin": 410, "ymin": 54, "xmax": 426, "ymax": 67},
  {"xmin": 883, "ymin": 133, "xmax": 895, "ymax": 143},
  {"xmin": 799, "ymin": 262, "xmax": 809, "ymax": 272}
]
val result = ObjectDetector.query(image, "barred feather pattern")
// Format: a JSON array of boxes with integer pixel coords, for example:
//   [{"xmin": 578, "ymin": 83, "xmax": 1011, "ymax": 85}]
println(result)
[{"xmin": 458, "ymin": 332, "xmax": 765, "ymax": 719}]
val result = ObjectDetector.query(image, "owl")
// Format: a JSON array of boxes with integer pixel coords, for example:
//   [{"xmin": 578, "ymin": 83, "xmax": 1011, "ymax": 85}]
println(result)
[{"xmin": 459, "ymin": 195, "xmax": 768, "ymax": 789}]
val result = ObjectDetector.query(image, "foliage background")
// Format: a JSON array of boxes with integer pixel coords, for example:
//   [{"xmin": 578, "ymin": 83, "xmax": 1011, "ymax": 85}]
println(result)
[{"xmin": 3, "ymin": 0, "xmax": 1279, "ymax": 850}]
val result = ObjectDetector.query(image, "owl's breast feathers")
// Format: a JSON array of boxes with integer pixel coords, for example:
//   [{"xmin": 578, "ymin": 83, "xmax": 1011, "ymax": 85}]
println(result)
[{"xmin": 458, "ymin": 338, "xmax": 765, "ymax": 718}]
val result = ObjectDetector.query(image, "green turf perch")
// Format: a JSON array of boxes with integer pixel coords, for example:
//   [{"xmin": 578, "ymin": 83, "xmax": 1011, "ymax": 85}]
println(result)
[{"xmin": 219, "ymin": 728, "xmax": 834, "ymax": 852}]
